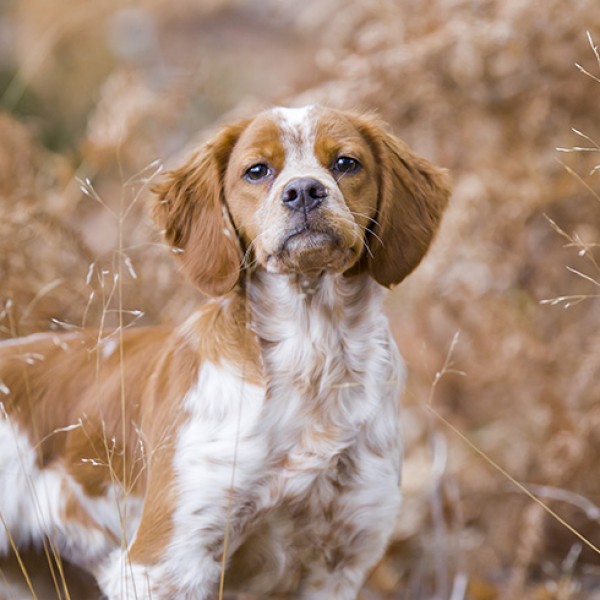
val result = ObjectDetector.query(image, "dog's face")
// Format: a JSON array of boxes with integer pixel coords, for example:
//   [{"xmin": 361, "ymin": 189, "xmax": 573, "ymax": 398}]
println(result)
[
  {"xmin": 154, "ymin": 105, "xmax": 450, "ymax": 295},
  {"xmin": 223, "ymin": 107, "xmax": 380, "ymax": 277}
]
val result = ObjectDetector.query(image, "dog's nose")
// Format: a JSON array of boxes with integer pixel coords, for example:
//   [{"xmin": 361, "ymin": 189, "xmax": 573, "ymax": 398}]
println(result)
[{"xmin": 281, "ymin": 178, "xmax": 327, "ymax": 213}]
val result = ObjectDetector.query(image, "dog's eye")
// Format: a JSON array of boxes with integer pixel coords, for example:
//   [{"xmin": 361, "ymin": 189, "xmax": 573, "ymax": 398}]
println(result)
[
  {"xmin": 333, "ymin": 156, "xmax": 361, "ymax": 174},
  {"xmin": 244, "ymin": 163, "xmax": 271, "ymax": 182}
]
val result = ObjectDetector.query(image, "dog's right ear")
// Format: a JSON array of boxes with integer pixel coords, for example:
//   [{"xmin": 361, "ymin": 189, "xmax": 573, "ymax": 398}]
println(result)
[{"xmin": 153, "ymin": 119, "xmax": 251, "ymax": 297}]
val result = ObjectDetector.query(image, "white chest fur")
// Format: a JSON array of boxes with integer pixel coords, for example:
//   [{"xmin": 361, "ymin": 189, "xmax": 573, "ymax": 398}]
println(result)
[
  {"xmin": 173, "ymin": 274, "xmax": 402, "ymax": 589},
  {"xmin": 249, "ymin": 271, "xmax": 404, "ymax": 460}
]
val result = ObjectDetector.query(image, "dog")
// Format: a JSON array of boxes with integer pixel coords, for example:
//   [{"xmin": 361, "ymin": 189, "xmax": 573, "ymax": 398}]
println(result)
[{"xmin": 0, "ymin": 105, "xmax": 450, "ymax": 599}]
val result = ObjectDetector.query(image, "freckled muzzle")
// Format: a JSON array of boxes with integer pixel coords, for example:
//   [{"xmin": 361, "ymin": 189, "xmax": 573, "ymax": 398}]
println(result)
[
  {"xmin": 279, "ymin": 177, "xmax": 338, "ymax": 252},
  {"xmin": 267, "ymin": 178, "xmax": 362, "ymax": 276}
]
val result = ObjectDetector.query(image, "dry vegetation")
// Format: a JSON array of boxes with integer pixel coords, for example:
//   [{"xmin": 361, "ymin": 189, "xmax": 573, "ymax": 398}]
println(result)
[{"xmin": 1, "ymin": 0, "xmax": 600, "ymax": 598}]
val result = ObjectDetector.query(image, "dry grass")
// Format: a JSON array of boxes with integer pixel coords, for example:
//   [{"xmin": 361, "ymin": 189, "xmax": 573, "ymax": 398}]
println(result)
[{"xmin": 1, "ymin": 0, "xmax": 600, "ymax": 598}]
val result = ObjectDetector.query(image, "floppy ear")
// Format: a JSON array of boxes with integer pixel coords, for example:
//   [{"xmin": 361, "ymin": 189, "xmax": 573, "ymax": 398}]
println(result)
[
  {"xmin": 357, "ymin": 117, "xmax": 451, "ymax": 287},
  {"xmin": 153, "ymin": 120, "xmax": 250, "ymax": 296}
]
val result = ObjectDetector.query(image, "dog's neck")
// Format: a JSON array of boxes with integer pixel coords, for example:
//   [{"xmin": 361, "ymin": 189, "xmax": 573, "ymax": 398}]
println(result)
[
  {"xmin": 247, "ymin": 270, "xmax": 393, "ymax": 428},
  {"xmin": 237, "ymin": 270, "xmax": 401, "ymax": 470},
  {"xmin": 247, "ymin": 270, "xmax": 385, "ymax": 347},
  {"xmin": 181, "ymin": 270, "xmax": 389, "ymax": 387}
]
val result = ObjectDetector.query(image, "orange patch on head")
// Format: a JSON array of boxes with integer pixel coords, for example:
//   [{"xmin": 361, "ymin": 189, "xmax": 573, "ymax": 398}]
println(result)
[
  {"xmin": 223, "ymin": 115, "xmax": 286, "ymax": 249},
  {"xmin": 314, "ymin": 109, "xmax": 380, "ymax": 241},
  {"xmin": 228, "ymin": 116, "xmax": 286, "ymax": 178}
]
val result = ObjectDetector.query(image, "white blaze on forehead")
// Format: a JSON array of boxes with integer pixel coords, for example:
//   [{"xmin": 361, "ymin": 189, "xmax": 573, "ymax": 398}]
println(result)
[
  {"xmin": 273, "ymin": 105, "xmax": 316, "ymax": 129},
  {"xmin": 272, "ymin": 105, "xmax": 323, "ymax": 177}
]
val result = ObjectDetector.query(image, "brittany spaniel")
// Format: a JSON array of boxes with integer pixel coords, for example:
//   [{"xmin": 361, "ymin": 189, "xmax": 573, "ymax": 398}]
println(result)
[{"xmin": 0, "ymin": 106, "xmax": 449, "ymax": 599}]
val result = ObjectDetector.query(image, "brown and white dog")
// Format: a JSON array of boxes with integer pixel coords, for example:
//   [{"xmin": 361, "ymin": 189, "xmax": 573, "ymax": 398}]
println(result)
[{"xmin": 0, "ymin": 106, "xmax": 449, "ymax": 599}]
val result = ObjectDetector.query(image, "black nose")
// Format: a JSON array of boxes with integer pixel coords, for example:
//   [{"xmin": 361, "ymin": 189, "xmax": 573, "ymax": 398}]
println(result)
[{"xmin": 281, "ymin": 178, "xmax": 327, "ymax": 213}]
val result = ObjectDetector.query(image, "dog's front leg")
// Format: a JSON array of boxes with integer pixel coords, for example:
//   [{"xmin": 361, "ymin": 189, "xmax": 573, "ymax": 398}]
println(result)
[
  {"xmin": 98, "ymin": 457, "xmax": 265, "ymax": 600},
  {"xmin": 98, "ymin": 374, "xmax": 268, "ymax": 599},
  {"xmin": 96, "ymin": 449, "xmax": 226, "ymax": 600}
]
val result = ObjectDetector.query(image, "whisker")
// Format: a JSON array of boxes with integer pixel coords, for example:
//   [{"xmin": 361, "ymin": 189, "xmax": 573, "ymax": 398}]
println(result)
[
  {"xmin": 240, "ymin": 226, "xmax": 278, "ymax": 270},
  {"xmin": 334, "ymin": 213, "xmax": 384, "ymax": 251},
  {"xmin": 361, "ymin": 235, "xmax": 375, "ymax": 259},
  {"xmin": 365, "ymin": 226, "xmax": 384, "ymax": 248},
  {"xmin": 347, "ymin": 209, "xmax": 382, "ymax": 230}
]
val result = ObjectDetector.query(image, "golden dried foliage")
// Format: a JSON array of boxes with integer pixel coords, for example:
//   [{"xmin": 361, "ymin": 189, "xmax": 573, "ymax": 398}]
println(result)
[
  {"xmin": 1, "ymin": 0, "xmax": 600, "ymax": 598},
  {"xmin": 0, "ymin": 113, "xmax": 93, "ymax": 336}
]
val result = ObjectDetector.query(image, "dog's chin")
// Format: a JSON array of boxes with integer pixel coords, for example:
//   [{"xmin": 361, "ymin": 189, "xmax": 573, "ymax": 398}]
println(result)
[{"xmin": 263, "ymin": 228, "xmax": 359, "ymax": 276}]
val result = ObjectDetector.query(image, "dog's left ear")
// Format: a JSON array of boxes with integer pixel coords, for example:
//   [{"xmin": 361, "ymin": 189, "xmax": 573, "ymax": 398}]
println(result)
[
  {"xmin": 354, "ymin": 116, "xmax": 451, "ymax": 287},
  {"xmin": 153, "ymin": 119, "xmax": 251, "ymax": 296}
]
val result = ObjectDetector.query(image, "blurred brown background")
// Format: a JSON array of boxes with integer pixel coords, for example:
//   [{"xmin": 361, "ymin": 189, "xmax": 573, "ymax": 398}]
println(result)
[{"xmin": 1, "ymin": 1, "xmax": 600, "ymax": 598}]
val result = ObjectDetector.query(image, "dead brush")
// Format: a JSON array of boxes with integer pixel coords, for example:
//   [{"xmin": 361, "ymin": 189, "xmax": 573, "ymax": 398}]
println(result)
[
  {"xmin": 1, "ymin": 1, "xmax": 600, "ymax": 598},
  {"xmin": 0, "ymin": 113, "xmax": 94, "ymax": 339}
]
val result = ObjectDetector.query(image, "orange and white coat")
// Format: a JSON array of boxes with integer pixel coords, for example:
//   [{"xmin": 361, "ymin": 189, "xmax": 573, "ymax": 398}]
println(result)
[{"xmin": 0, "ymin": 106, "xmax": 450, "ymax": 599}]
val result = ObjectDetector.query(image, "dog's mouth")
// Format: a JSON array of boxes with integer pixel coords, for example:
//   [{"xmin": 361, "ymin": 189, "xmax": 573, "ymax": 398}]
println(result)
[
  {"xmin": 262, "ymin": 220, "xmax": 356, "ymax": 275},
  {"xmin": 281, "ymin": 223, "xmax": 340, "ymax": 252}
]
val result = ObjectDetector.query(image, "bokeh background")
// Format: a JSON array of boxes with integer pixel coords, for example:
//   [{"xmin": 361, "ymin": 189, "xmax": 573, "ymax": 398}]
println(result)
[{"xmin": 1, "ymin": 1, "xmax": 600, "ymax": 598}]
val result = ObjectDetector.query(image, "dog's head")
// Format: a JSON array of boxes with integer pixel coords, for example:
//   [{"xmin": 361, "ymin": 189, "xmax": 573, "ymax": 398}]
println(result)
[{"xmin": 154, "ymin": 105, "xmax": 450, "ymax": 296}]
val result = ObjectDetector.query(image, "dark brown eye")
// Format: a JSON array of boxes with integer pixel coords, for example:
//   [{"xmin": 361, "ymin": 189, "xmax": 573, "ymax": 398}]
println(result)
[
  {"xmin": 244, "ymin": 163, "xmax": 271, "ymax": 182},
  {"xmin": 333, "ymin": 156, "xmax": 361, "ymax": 174}
]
